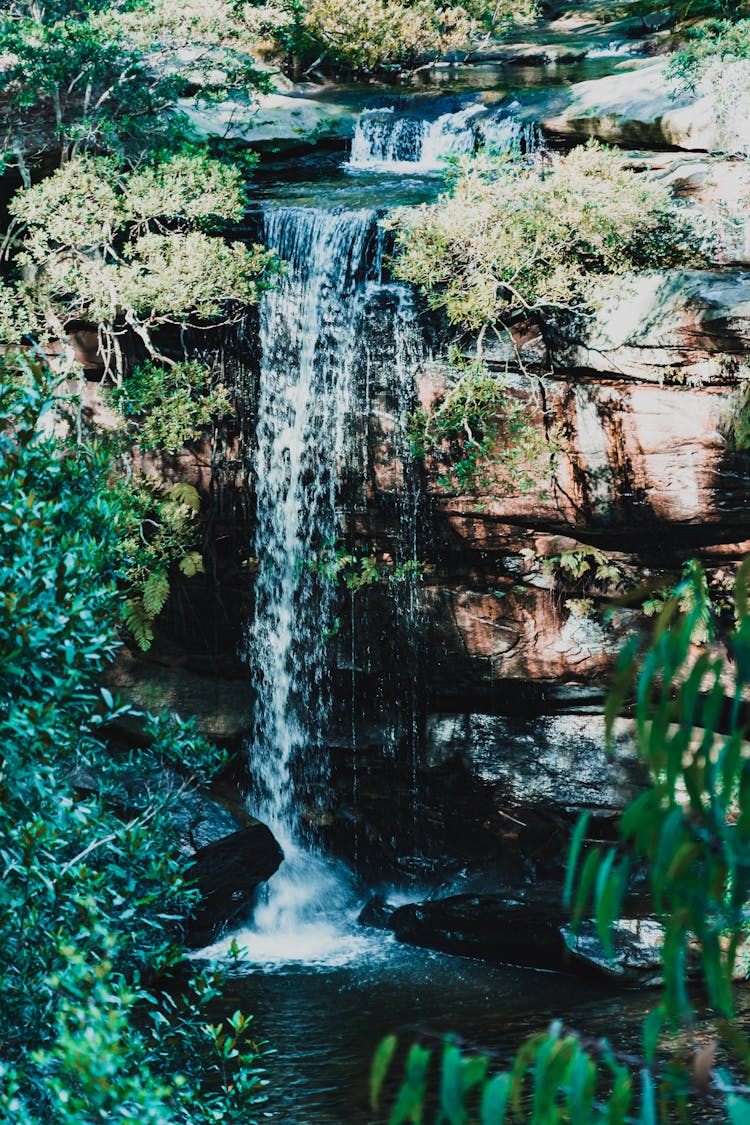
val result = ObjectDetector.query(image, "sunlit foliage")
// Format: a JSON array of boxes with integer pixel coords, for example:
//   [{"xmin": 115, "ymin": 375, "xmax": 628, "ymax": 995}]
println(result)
[{"xmin": 389, "ymin": 143, "xmax": 695, "ymax": 335}]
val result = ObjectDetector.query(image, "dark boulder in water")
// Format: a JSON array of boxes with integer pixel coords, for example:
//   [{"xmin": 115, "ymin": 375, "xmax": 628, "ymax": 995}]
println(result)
[
  {"xmin": 388, "ymin": 883, "xmax": 669, "ymax": 986},
  {"xmin": 186, "ymin": 822, "xmax": 284, "ymax": 948}
]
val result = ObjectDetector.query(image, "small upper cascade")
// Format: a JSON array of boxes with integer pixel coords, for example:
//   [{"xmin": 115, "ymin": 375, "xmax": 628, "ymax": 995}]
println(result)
[{"xmin": 347, "ymin": 101, "xmax": 536, "ymax": 173}]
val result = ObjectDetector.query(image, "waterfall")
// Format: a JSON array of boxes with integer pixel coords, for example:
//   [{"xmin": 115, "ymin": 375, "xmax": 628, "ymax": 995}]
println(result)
[
  {"xmin": 232, "ymin": 205, "xmax": 426, "ymax": 964},
  {"xmin": 347, "ymin": 101, "xmax": 536, "ymax": 172},
  {"xmin": 240, "ymin": 207, "xmax": 381, "ymax": 961}
]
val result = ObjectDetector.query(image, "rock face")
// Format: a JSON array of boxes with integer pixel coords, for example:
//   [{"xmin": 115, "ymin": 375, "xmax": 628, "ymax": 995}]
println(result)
[
  {"xmin": 541, "ymin": 59, "xmax": 750, "ymax": 155},
  {"xmin": 180, "ymin": 90, "xmax": 357, "ymax": 154},
  {"xmin": 424, "ymin": 714, "xmax": 642, "ymax": 816}
]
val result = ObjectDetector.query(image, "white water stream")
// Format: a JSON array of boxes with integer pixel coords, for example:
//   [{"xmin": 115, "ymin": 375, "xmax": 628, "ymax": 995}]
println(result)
[
  {"xmin": 218, "ymin": 206, "xmax": 425, "ymax": 966},
  {"xmin": 347, "ymin": 101, "xmax": 536, "ymax": 172}
]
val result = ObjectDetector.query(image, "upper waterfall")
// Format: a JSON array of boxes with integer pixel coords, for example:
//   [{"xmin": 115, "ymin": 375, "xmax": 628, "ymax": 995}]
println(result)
[{"xmin": 347, "ymin": 101, "xmax": 536, "ymax": 172}]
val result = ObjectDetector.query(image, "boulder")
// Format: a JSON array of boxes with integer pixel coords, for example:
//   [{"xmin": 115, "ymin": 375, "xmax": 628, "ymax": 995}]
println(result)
[
  {"xmin": 389, "ymin": 885, "xmax": 666, "ymax": 984},
  {"xmin": 541, "ymin": 59, "xmax": 750, "ymax": 154},
  {"xmin": 564, "ymin": 919, "xmax": 664, "ymax": 985},
  {"xmin": 186, "ymin": 822, "xmax": 284, "ymax": 948},
  {"xmin": 70, "ymin": 757, "xmax": 283, "ymax": 948},
  {"xmin": 180, "ymin": 90, "xmax": 357, "ymax": 153},
  {"xmin": 390, "ymin": 886, "xmax": 566, "ymax": 968},
  {"xmin": 358, "ymin": 894, "xmax": 398, "ymax": 929}
]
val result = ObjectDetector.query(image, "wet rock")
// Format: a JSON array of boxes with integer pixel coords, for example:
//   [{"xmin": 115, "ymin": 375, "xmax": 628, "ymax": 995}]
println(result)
[
  {"xmin": 389, "ymin": 886, "xmax": 665, "ymax": 984},
  {"xmin": 186, "ymin": 822, "xmax": 284, "ymax": 948},
  {"xmin": 425, "ymin": 713, "xmax": 643, "ymax": 817},
  {"xmin": 106, "ymin": 645, "xmax": 252, "ymax": 743},
  {"xmin": 391, "ymin": 889, "xmax": 563, "ymax": 968},
  {"xmin": 564, "ymin": 919, "xmax": 665, "ymax": 985},
  {"xmin": 358, "ymin": 894, "xmax": 397, "ymax": 930}
]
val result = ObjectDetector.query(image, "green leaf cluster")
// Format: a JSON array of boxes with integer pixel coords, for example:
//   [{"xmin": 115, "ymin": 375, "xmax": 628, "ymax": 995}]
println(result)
[
  {"xmin": 667, "ymin": 18, "xmax": 750, "ymax": 90},
  {"xmin": 0, "ymin": 355, "xmax": 266, "ymax": 1122},
  {"xmin": 408, "ymin": 362, "xmax": 554, "ymax": 496},
  {"xmin": 306, "ymin": 540, "xmax": 423, "ymax": 593},
  {"xmin": 371, "ymin": 1023, "xmax": 639, "ymax": 1124},
  {"xmin": 107, "ymin": 359, "xmax": 234, "ymax": 453},
  {"xmin": 113, "ymin": 477, "xmax": 206, "ymax": 650},
  {"xmin": 389, "ymin": 143, "xmax": 697, "ymax": 335},
  {"xmin": 0, "ymin": 0, "xmax": 273, "ymax": 170}
]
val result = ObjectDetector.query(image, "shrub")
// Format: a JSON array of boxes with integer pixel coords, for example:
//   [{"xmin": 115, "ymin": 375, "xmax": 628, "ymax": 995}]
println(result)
[
  {"xmin": 408, "ymin": 362, "xmax": 553, "ymax": 495},
  {"xmin": 7, "ymin": 152, "xmax": 278, "ymax": 380},
  {"xmin": 668, "ymin": 17, "xmax": 750, "ymax": 89},
  {"xmin": 0, "ymin": 355, "xmax": 266, "ymax": 1122},
  {"xmin": 389, "ymin": 143, "xmax": 695, "ymax": 335}
]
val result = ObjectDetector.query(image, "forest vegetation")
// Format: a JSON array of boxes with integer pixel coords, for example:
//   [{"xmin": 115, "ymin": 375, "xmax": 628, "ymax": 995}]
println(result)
[{"xmin": 2, "ymin": 0, "xmax": 750, "ymax": 1121}]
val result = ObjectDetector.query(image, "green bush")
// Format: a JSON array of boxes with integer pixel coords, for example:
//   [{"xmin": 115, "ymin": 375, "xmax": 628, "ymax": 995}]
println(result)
[
  {"xmin": 408, "ymin": 362, "xmax": 553, "ymax": 496},
  {"xmin": 7, "ymin": 153, "xmax": 278, "ymax": 381},
  {"xmin": 389, "ymin": 143, "xmax": 696, "ymax": 335},
  {"xmin": 668, "ymin": 17, "xmax": 750, "ymax": 89},
  {"xmin": 0, "ymin": 356, "xmax": 266, "ymax": 1121},
  {"xmin": 107, "ymin": 359, "xmax": 234, "ymax": 453}
]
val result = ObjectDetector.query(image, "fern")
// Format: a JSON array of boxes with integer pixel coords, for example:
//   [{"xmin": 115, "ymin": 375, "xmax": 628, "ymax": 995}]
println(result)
[
  {"xmin": 166, "ymin": 483, "xmax": 201, "ymax": 512},
  {"xmin": 123, "ymin": 597, "xmax": 155, "ymax": 651},
  {"xmin": 142, "ymin": 571, "xmax": 170, "ymax": 619},
  {"xmin": 178, "ymin": 551, "xmax": 205, "ymax": 578}
]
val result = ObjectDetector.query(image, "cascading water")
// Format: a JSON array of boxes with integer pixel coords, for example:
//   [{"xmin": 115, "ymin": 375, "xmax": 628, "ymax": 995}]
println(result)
[
  {"xmin": 239, "ymin": 207, "xmax": 381, "ymax": 964},
  {"xmin": 210, "ymin": 206, "xmax": 426, "ymax": 965},
  {"xmin": 347, "ymin": 100, "xmax": 537, "ymax": 172}
]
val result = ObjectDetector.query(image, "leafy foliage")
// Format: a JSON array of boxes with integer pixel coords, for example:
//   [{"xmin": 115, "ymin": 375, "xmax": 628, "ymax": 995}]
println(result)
[
  {"xmin": 307, "ymin": 540, "xmax": 423, "ymax": 592},
  {"xmin": 112, "ymin": 477, "xmax": 206, "ymax": 650},
  {"xmin": 6, "ymin": 152, "xmax": 278, "ymax": 379},
  {"xmin": 242, "ymin": 0, "xmax": 535, "ymax": 77},
  {"xmin": 408, "ymin": 362, "xmax": 554, "ymax": 495},
  {"xmin": 0, "ymin": 354, "xmax": 266, "ymax": 1122},
  {"xmin": 389, "ymin": 143, "xmax": 696, "ymax": 335},
  {"xmin": 0, "ymin": 0, "xmax": 272, "ymax": 171},
  {"xmin": 371, "ymin": 1023, "xmax": 641, "ymax": 1124},
  {"xmin": 668, "ymin": 18, "xmax": 750, "ymax": 90},
  {"xmin": 107, "ymin": 359, "xmax": 233, "ymax": 453},
  {"xmin": 374, "ymin": 561, "xmax": 750, "ymax": 1121}
]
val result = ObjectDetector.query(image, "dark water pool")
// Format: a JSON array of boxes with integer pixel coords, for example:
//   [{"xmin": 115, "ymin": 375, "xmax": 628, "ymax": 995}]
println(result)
[{"xmin": 212, "ymin": 936, "xmax": 655, "ymax": 1124}]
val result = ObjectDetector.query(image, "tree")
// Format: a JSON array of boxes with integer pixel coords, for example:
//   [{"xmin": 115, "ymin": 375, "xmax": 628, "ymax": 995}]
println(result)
[
  {"xmin": 241, "ymin": 0, "xmax": 536, "ymax": 79},
  {"xmin": 0, "ymin": 0, "xmax": 271, "ymax": 175},
  {"xmin": 4, "ymin": 151, "xmax": 278, "ymax": 380},
  {"xmin": 373, "ymin": 561, "xmax": 750, "ymax": 1121}
]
